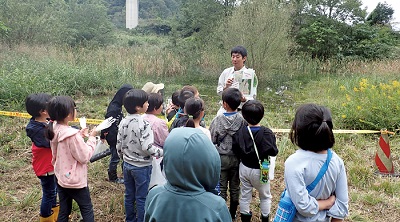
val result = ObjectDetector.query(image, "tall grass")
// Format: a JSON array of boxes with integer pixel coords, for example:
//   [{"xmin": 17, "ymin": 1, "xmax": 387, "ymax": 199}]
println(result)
[{"xmin": 1, "ymin": 44, "xmax": 400, "ymax": 221}]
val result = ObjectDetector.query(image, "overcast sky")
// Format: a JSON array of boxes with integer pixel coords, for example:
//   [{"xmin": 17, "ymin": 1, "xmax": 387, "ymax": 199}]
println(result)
[{"xmin": 361, "ymin": 0, "xmax": 399, "ymax": 29}]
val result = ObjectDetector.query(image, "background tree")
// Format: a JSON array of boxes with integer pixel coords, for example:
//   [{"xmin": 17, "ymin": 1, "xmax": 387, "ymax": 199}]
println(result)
[
  {"xmin": 366, "ymin": 2, "xmax": 394, "ymax": 26},
  {"xmin": 210, "ymin": 0, "xmax": 293, "ymax": 78}
]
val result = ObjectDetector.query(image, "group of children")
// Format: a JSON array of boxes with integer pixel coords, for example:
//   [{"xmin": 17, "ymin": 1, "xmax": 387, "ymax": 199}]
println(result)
[{"xmin": 25, "ymin": 45, "xmax": 348, "ymax": 222}]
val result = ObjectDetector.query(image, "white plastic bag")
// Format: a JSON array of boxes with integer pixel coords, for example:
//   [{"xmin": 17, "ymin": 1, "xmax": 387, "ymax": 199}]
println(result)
[
  {"xmin": 148, "ymin": 157, "xmax": 166, "ymax": 190},
  {"xmin": 90, "ymin": 137, "xmax": 111, "ymax": 163},
  {"xmin": 269, "ymin": 156, "xmax": 277, "ymax": 180}
]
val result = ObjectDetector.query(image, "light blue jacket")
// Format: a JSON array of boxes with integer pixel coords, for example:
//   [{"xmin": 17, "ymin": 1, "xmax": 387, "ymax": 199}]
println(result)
[{"xmin": 285, "ymin": 149, "xmax": 349, "ymax": 221}]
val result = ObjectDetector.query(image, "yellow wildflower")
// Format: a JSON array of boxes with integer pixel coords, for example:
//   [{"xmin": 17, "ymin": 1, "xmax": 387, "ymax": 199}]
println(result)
[
  {"xmin": 392, "ymin": 80, "xmax": 400, "ymax": 88},
  {"xmin": 346, "ymin": 94, "xmax": 351, "ymax": 101},
  {"xmin": 339, "ymin": 85, "xmax": 346, "ymax": 91},
  {"xmin": 342, "ymin": 103, "xmax": 347, "ymax": 107},
  {"xmin": 353, "ymin": 87, "xmax": 359, "ymax": 92},
  {"xmin": 357, "ymin": 106, "xmax": 362, "ymax": 110},
  {"xmin": 342, "ymin": 115, "xmax": 346, "ymax": 119}
]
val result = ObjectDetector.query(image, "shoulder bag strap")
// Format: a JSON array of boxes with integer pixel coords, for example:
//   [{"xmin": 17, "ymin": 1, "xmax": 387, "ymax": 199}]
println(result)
[
  {"xmin": 306, "ymin": 149, "xmax": 332, "ymax": 192},
  {"xmin": 247, "ymin": 126, "xmax": 262, "ymax": 168}
]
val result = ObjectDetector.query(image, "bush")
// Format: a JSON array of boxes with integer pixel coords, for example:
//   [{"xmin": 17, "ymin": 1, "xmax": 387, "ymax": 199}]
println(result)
[{"xmin": 336, "ymin": 78, "xmax": 400, "ymax": 131}]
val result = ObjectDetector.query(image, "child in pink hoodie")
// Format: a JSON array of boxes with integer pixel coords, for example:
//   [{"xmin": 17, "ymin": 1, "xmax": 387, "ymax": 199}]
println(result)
[{"xmin": 45, "ymin": 96, "xmax": 97, "ymax": 222}]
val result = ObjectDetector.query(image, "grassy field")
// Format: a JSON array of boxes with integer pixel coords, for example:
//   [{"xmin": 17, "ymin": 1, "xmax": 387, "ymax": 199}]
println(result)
[{"xmin": 1, "ymin": 45, "xmax": 400, "ymax": 221}]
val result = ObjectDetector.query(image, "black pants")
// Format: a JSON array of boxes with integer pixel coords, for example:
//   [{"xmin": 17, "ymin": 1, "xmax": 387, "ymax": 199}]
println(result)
[{"xmin": 57, "ymin": 184, "xmax": 94, "ymax": 222}]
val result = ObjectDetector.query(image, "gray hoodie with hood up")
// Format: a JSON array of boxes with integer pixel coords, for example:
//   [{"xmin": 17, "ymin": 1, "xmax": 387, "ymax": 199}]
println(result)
[{"xmin": 209, "ymin": 112, "xmax": 246, "ymax": 155}]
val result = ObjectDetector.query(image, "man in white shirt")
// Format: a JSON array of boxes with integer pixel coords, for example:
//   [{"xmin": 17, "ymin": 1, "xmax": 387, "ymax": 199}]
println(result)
[{"xmin": 217, "ymin": 46, "xmax": 258, "ymax": 115}]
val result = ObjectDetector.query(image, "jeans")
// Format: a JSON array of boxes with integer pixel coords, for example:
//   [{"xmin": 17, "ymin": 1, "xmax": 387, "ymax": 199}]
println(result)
[
  {"xmin": 123, "ymin": 162, "xmax": 152, "ymax": 222},
  {"xmin": 219, "ymin": 155, "xmax": 240, "ymax": 203},
  {"xmin": 109, "ymin": 143, "xmax": 123, "ymax": 172},
  {"xmin": 38, "ymin": 175, "xmax": 57, "ymax": 217},
  {"xmin": 239, "ymin": 162, "xmax": 272, "ymax": 216},
  {"xmin": 57, "ymin": 184, "xmax": 94, "ymax": 222}
]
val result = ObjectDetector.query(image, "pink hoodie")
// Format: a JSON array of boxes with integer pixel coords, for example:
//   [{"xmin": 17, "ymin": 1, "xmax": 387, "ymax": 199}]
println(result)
[{"xmin": 51, "ymin": 123, "xmax": 96, "ymax": 189}]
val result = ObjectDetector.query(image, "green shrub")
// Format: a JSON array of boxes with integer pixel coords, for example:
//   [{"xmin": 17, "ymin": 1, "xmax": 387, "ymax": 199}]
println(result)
[{"xmin": 336, "ymin": 78, "xmax": 400, "ymax": 131}]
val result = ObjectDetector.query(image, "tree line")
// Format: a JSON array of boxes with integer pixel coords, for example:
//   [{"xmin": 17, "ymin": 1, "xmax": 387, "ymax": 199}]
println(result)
[{"xmin": 0, "ymin": 0, "xmax": 399, "ymax": 60}]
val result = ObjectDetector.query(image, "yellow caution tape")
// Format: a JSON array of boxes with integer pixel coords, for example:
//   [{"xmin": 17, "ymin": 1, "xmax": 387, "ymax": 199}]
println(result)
[
  {"xmin": 271, "ymin": 129, "xmax": 381, "ymax": 134},
  {"xmin": 0, "ymin": 111, "xmax": 103, "ymax": 124},
  {"xmin": 0, "ymin": 110, "xmax": 395, "ymax": 134}
]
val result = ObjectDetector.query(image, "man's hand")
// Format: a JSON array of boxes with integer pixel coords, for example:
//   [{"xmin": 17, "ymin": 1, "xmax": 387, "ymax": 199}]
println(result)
[{"xmin": 224, "ymin": 77, "xmax": 234, "ymax": 90}]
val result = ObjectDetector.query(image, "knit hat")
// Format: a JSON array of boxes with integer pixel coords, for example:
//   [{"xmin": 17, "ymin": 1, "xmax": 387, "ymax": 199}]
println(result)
[{"xmin": 142, "ymin": 82, "xmax": 164, "ymax": 94}]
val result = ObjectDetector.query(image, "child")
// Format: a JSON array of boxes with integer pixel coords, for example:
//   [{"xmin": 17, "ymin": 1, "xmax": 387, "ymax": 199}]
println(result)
[
  {"xmin": 143, "ymin": 93, "xmax": 169, "ymax": 148},
  {"xmin": 45, "ymin": 96, "xmax": 97, "ymax": 222},
  {"xmin": 209, "ymin": 87, "xmax": 246, "ymax": 221},
  {"xmin": 165, "ymin": 90, "xmax": 180, "ymax": 123},
  {"xmin": 184, "ymin": 97, "xmax": 211, "ymax": 140},
  {"xmin": 145, "ymin": 127, "xmax": 231, "ymax": 222},
  {"xmin": 25, "ymin": 93, "xmax": 59, "ymax": 221},
  {"xmin": 285, "ymin": 103, "xmax": 349, "ymax": 221},
  {"xmin": 116, "ymin": 89, "xmax": 163, "ymax": 222},
  {"xmin": 101, "ymin": 84, "xmax": 133, "ymax": 184},
  {"xmin": 169, "ymin": 90, "xmax": 195, "ymax": 131},
  {"xmin": 232, "ymin": 100, "xmax": 279, "ymax": 222}
]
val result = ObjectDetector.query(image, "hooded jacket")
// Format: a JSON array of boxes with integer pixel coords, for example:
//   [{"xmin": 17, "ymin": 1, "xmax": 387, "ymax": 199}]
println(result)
[
  {"xmin": 145, "ymin": 128, "xmax": 231, "ymax": 222},
  {"xmin": 100, "ymin": 84, "xmax": 133, "ymax": 145},
  {"xmin": 26, "ymin": 118, "xmax": 53, "ymax": 176},
  {"xmin": 50, "ymin": 123, "xmax": 96, "ymax": 189},
  {"xmin": 233, "ymin": 126, "xmax": 279, "ymax": 169},
  {"xmin": 209, "ymin": 112, "xmax": 246, "ymax": 155}
]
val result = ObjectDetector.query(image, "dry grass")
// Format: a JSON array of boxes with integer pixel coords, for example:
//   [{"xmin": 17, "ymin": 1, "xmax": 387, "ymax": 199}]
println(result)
[{"xmin": 1, "ymin": 115, "xmax": 400, "ymax": 222}]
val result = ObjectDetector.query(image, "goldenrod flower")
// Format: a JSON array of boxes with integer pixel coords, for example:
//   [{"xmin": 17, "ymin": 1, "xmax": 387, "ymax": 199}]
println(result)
[{"xmin": 392, "ymin": 80, "xmax": 400, "ymax": 88}]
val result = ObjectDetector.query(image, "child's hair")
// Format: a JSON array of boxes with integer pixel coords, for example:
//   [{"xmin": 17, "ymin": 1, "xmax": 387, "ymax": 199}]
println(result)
[
  {"xmin": 231, "ymin": 45, "xmax": 247, "ymax": 58},
  {"xmin": 184, "ymin": 97, "xmax": 204, "ymax": 128},
  {"xmin": 45, "ymin": 96, "xmax": 76, "ymax": 140},
  {"xmin": 25, "ymin": 93, "xmax": 52, "ymax": 118},
  {"xmin": 146, "ymin": 93, "xmax": 163, "ymax": 113},
  {"xmin": 123, "ymin": 89, "xmax": 148, "ymax": 114},
  {"xmin": 181, "ymin": 85, "xmax": 198, "ymax": 96},
  {"xmin": 222, "ymin": 88, "xmax": 242, "ymax": 111},
  {"xmin": 290, "ymin": 103, "xmax": 335, "ymax": 152},
  {"xmin": 171, "ymin": 90, "xmax": 181, "ymax": 106},
  {"xmin": 178, "ymin": 90, "xmax": 194, "ymax": 109},
  {"xmin": 241, "ymin": 100, "xmax": 264, "ymax": 125}
]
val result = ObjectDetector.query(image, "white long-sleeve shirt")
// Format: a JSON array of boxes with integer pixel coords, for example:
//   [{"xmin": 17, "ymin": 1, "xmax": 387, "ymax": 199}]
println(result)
[
  {"xmin": 284, "ymin": 149, "xmax": 349, "ymax": 222},
  {"xmin": 217, "ymin": 66, "xmax": 257, "ymax": 100}
]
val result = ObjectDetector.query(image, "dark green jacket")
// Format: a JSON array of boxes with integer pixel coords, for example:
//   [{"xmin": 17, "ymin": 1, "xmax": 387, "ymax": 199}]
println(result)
[{"xmin": 145, "ymin": 128, "xmax": 231, "ymax": 222}]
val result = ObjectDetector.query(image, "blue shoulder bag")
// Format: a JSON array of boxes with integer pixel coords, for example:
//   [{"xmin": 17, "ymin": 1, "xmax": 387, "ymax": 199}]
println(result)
[{"xmin": 273, "ymin": 149, "xmax": 332, "ymax": 222}]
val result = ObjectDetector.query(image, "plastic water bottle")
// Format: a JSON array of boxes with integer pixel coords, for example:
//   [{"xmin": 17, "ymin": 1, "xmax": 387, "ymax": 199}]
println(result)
[{"xmin": 260, "ymin": 159, "xmax": 269, "ymax": 183}]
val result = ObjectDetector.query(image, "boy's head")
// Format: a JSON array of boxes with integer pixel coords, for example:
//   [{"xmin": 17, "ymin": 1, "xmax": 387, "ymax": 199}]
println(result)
[
  {"xmin": 289, "ymin": 103, "xmax": 335, "ymax": 152},
  {"xmin": 171, "ymin": 90, "xmax": 181, "ymax": 107},
  {"xmin": 146, "ymin": 93, "xmax": 164, "ymax": 114},
  {"xmin": 25, "ymin": 93, "xmax": 52, "ymax": 118},
  {"xmin": 222, "ymin": 88, "xmax": 242, "ymax": 111},
  {"xmin": 181, "ymin": 85, "xmax": 199, "ymax": 97},
  {"xmin": 178, "ymin": 90, "xmax": 194, "ymax": 110},
  {"xmin": 241, "ymin": 100, "xmax": 264, "ymax": 125},
  {"xmin": 231, "ymin": 45, "xmax": 247, "ymax": 70},
  {"xmin": 123, "ymin": 89, "xmax": 149, "ymax": 114}
]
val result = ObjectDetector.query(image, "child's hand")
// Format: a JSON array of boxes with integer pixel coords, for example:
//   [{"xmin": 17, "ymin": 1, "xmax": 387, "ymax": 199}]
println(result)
[
  {"xmin": 80, "ymin": 128, "xmax": 89, "ymax": 138},
  {"xmin": 89, "ymin": 127, "xmax": 98, "ymax": 137}
]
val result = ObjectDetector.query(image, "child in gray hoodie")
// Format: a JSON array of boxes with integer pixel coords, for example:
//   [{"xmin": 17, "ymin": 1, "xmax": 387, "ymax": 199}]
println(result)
[{"xmin": 209, "ymin": 87, "xmax": 246, "ymax": 221}]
